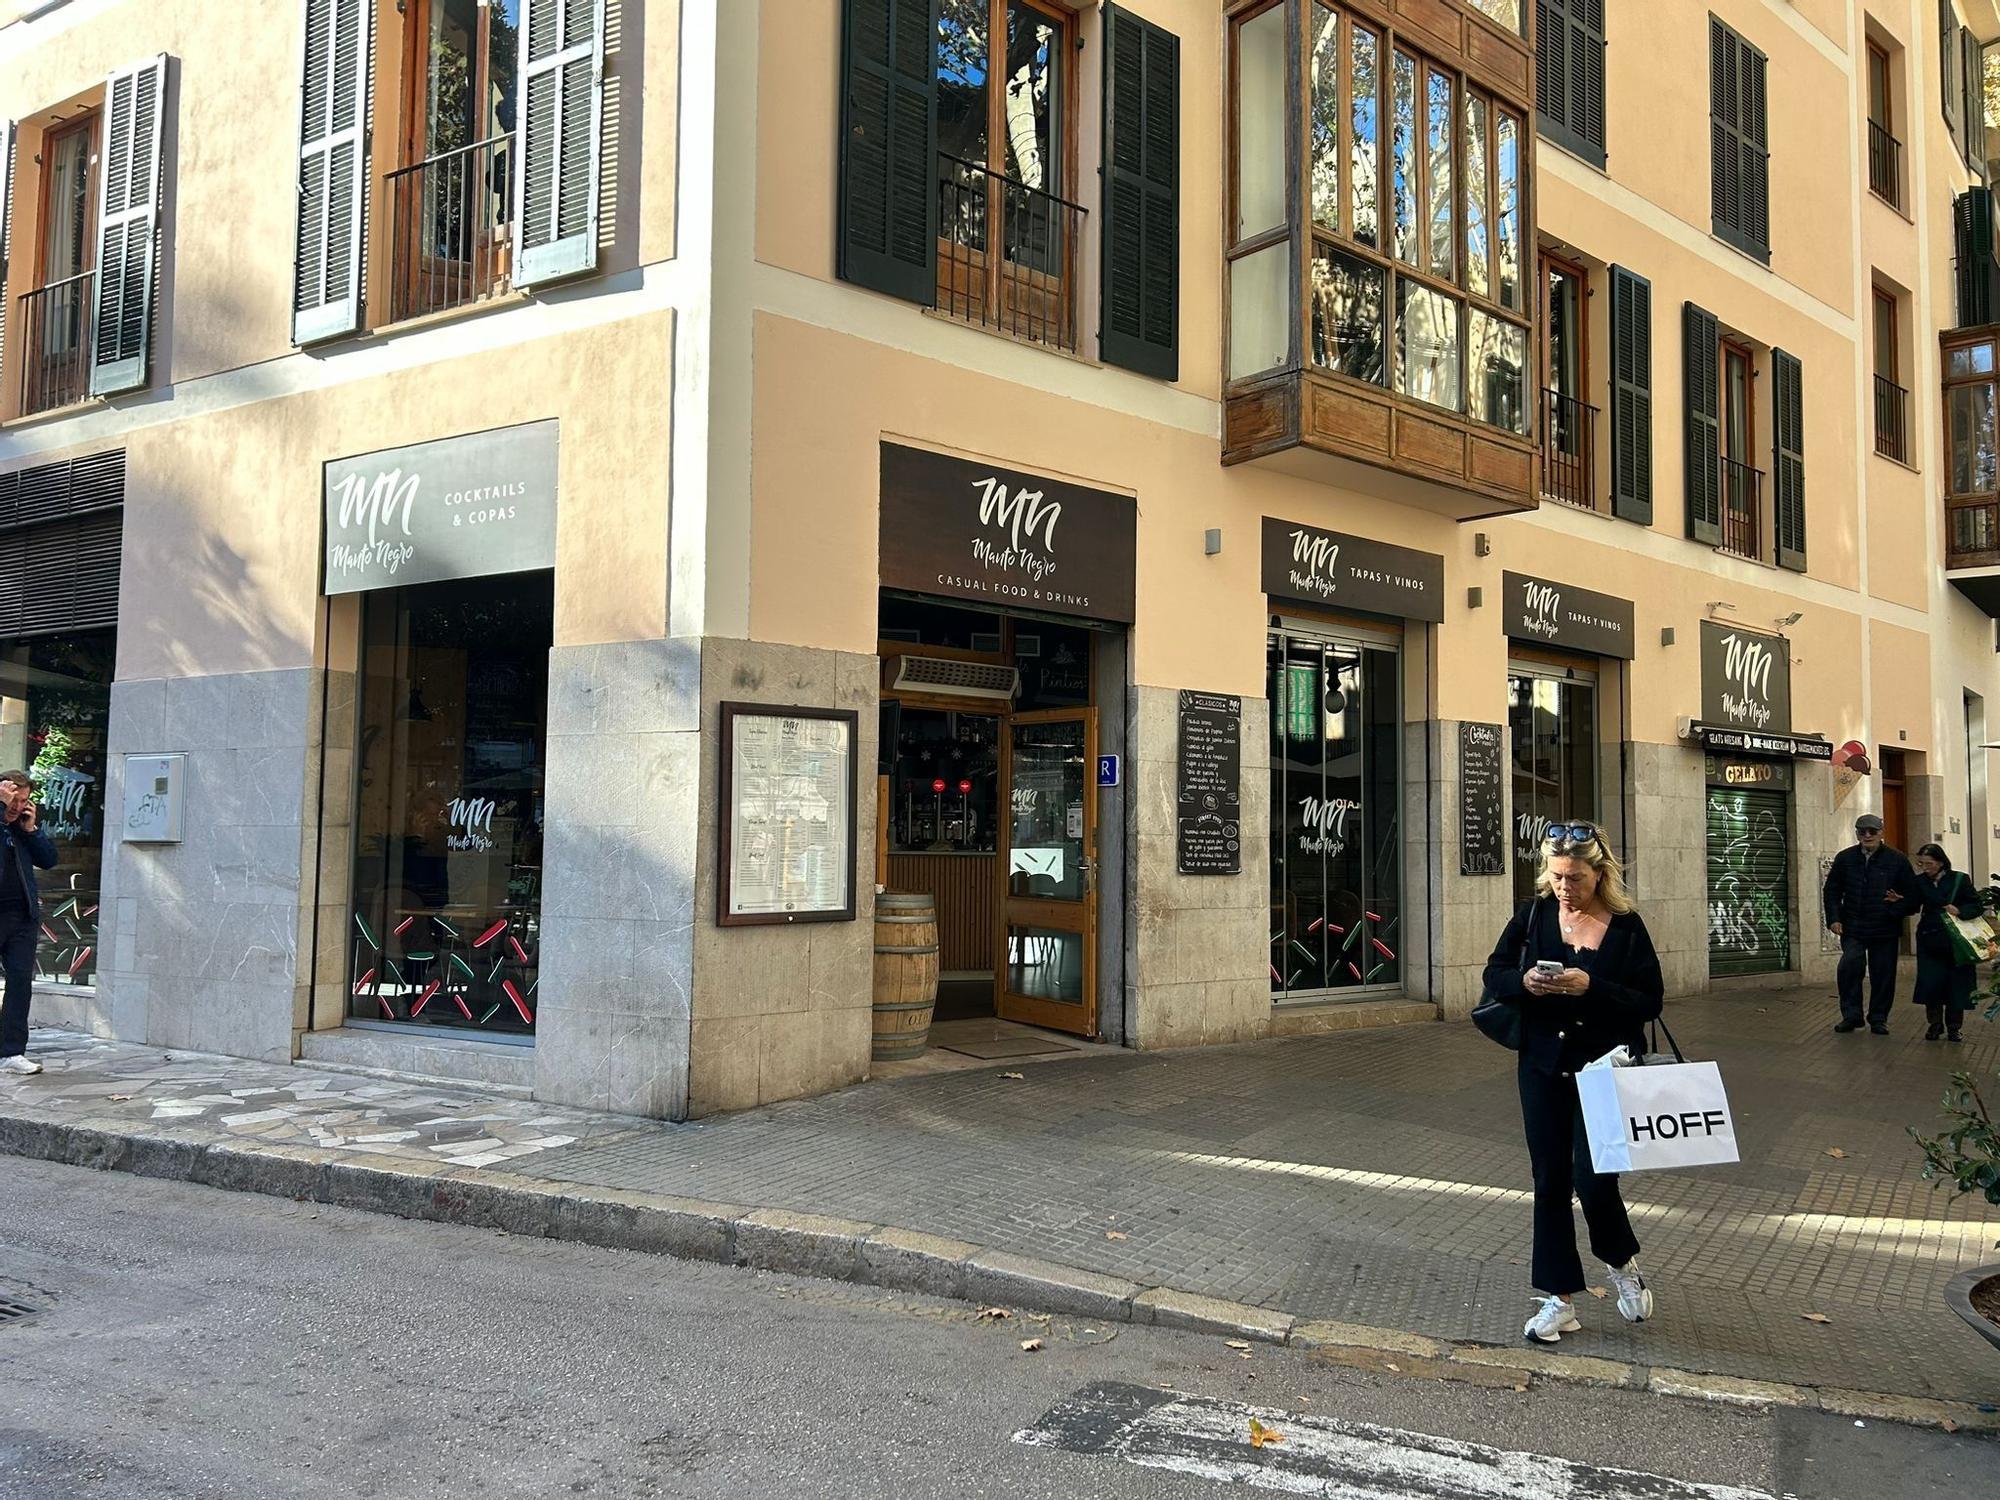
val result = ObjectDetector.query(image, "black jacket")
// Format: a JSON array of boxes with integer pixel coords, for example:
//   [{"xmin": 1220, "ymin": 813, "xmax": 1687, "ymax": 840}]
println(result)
[
  {"xmin": 1481, "ymin": 898, "xmax": 1666, "ymax": 1077},
  {"xmin": 1913, "ymin": 869, "xmax": 1984, "ymax": 956},
  {"xmin": 0, "ymin": 815, "xmax": 58, "ymax": 920},
  {"xmin": 1820, "ymin": 843, "xmax": 1920, "ymax": 939}
]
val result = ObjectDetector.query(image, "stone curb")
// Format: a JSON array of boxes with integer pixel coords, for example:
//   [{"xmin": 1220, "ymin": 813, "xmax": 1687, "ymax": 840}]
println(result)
[{"xmin": 4, "ymin": 1111, "xmax": 1995, "ymax": 1436}]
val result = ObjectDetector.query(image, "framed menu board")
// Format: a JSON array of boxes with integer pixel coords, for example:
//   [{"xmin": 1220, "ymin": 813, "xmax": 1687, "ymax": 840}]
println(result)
[
  {"xmin": 718, "ymin": 703, "xmax": 858, "ymax": 926},
  {"xmin": 1458, "ymin": 721, "xmax": 1506, "ymax": 877}
]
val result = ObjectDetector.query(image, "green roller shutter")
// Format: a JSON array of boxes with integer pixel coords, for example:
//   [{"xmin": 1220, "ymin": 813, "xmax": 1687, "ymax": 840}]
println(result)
[{"xmin": 1706, "ymin": 786, "xmax": 1792, "ymax": 977}]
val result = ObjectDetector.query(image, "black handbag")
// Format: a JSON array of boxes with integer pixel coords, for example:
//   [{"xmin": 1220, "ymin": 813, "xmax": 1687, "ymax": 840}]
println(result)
[{"xmin": 1470, "ymin": 900, "xmax": 1536, "ymax": 1051}]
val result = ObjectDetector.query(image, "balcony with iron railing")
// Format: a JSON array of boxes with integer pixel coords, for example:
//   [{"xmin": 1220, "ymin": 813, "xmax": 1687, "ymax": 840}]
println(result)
[
  {"xmin": 1867, "ymin": 119, "xmax": 1902, "ymax": 209},
  {"xmin": 934, "ymin": 153, "xmax": 1085, "ymax": 355},
  {"xmin": 1539, "ymin": 387, "xmax": 1597, "ymax": 510},
  {"xmin": 17, "ymin": 271, "xmax": 95, "ymax": 417},
  {"xmin": 387, "ymin": 133, "xmax": 516, "ymax": 325},
  {"xmin": 1719, "ymin": 456, "xmax": 1763, "ymax": 561},
  {"xmin": 1943, "ymin": 326, "xmax": 2000, "ymax": 602},
  {"xmin": 1873, "ymin": 373, "xmax": 1909, "ymax": 463}
]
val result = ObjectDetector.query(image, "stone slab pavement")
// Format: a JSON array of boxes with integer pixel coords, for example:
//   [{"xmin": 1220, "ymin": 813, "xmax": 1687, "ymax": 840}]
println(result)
[{"xmin": 2, "ymin": 983, "xmax": 1997, "ymax": 1417}]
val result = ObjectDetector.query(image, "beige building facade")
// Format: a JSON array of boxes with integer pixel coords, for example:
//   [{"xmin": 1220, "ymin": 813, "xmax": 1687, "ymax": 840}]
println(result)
[{"xmin": 4, "ymin": 0, "xmax": 2000, "ymax": 1120}]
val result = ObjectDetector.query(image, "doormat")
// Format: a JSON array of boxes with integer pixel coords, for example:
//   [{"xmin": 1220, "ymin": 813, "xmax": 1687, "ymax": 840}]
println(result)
[{"xmin": 938, "ymin": 1035, "xmax": 1081, "ymax": 1060}]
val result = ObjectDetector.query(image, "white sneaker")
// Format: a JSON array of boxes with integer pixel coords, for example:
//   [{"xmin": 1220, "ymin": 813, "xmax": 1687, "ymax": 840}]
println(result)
[
  {"xmin": 1605, "ymin": 1259, "xmax": 1653, "ymax": 1323},
  {"xmin": 0, "ymin": 1055, "xmax": 42, "ymax": 1076},
  {"xmin": 1524, "ymin": 1296, "xmax": 1581, "ymax": 1344}
]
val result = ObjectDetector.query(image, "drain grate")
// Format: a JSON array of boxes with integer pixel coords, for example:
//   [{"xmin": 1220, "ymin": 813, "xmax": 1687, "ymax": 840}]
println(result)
[{"xmin": 0, "ymin": 1291, "xmax": 43, "ymax": 1324}]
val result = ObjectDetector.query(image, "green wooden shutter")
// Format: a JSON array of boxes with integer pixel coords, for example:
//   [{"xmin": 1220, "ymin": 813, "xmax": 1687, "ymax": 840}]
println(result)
[
  {"xmin": 838, "ymin": 0, "xmax": 938, "ymax": 305},
  {"xmin": 1683, "ymin": 302, "xmax": 1721, "ymax": 546},
  {"xmin": 1964, "ymin": 29, "xmax": 1987, "ymax": 173},
  {"xmin": 293, "ymin": 0, "xmax": 373, "ymax": 344},
  {"xmin": 1738, "ymin": 37, "xmax": 1769, "ymax": 256},
  {"xmin": 1944, "ymin": 0, "xmax": 1959, "ymax": 129},
  {"xmin": 1101, "ymin": 5, "xmax": 1179, "ymax": 381},
  {"xmin": 1610, "ymin": 265, "xmax": 1652, "ymax": 525},
  {"xmin": 1536, "ymin": 0, "xmax": 1605, "ymax": 168},
  {"xmin": 1710, "ymin": 20, "xmax": 1768, "ymax": 262},
  {"xmin": 90, "ymin": 55, "xmax": 168, "ymax": 397},
  {"xmin": 1772, "ymin": 349, "xmax": 1806, "ymax": 572},
  {"xmin": 514, "ymin": 0, "xmax": 605, "ymax": 288}
]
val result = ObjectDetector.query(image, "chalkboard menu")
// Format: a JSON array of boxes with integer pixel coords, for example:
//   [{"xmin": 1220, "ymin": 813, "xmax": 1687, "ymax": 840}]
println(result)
[
  {"xmin": 1459, "ymin": 722, "xmax": 1505, "ymax": 876},
  {"xmin": 1177, "ymin": 690, "xmax": 1242, "ymax": 876}
]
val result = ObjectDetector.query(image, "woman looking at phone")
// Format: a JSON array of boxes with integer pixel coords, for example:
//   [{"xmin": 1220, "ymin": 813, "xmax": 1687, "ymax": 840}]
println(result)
[{"xmin": 1480, "ymin": 823, "xmax": 1666, "ymax": 1345}]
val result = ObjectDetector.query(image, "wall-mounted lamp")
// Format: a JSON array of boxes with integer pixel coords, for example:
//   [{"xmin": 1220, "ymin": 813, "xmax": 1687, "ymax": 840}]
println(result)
[
  {"xmin": 1467, "ymin": 586, "xmax": 1484, "ymax": 609},
  {"xmin": 1473, "ymin": 532, "xmax": 1492, "ymax": 557},
  {"xmin": 1705, "ymin": 600, "xmax": 1737, "ymax": 617},
  {"xmin": 1660, "ymin": 626, "xmax": 1677, "ymax": 648},
  {"xmin": 1203, "ymin": 528, "xmax": 1222, "ymax": 556},
  {"xmin": 1774, "ymin": 611, "xmax": 1803, "ymax": 629}
]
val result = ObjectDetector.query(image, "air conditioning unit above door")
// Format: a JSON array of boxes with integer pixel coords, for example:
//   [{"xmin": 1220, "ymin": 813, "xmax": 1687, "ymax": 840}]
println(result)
[{"xmin": 887, "ymin": 654, "xmax": 1021, "ymax": 704}]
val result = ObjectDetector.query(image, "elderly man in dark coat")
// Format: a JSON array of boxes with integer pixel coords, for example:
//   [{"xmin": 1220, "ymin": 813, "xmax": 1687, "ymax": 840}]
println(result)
[{"xmin": 1822, "ymin": 813, "xmax": 1921, "ymax": 1035}]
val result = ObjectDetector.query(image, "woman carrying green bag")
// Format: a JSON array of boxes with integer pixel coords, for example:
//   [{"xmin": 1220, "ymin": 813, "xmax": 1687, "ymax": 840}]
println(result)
[{"xmin": 1912, "ymin": 843, "xmax": 1986, "ymax": 1042}]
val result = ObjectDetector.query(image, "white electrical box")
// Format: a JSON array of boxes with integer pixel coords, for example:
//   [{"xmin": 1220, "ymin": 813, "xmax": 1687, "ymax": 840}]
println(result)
[{"xmin": 121, "ymin": 753, "xmax": 186, "ymax": 843}]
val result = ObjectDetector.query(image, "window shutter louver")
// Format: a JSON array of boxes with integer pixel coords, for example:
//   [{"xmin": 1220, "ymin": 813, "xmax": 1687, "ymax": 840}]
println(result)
[
  {"xmin": 1772, "ymin": 349, "xmax": 1806, "ymax": 572},
  {"xmin": 1683, "ymin": 302, "xmax": 1721, "ymax": 546},
  {"xmin": 1101, "ymin": 5, "xmax": 1179, "ymax": 381},
  {"xmin": 838, "ymin": 0, "xmax": 939, "ymax": 304},
  {"xmin": 1536, "ymin": 0, "xmax": 1605, "ymax": 168},
  {"xmin": 1610, "ymin": 265, "xmax": 1652, "ymax": 526},
  {"xmin": 293, "ymin": 0, "xmax": 373, "ymax": 344},
  {"xmin": 1709, "ymin": 21, "xmax": 1768, "ymax": 263},
  {"xmin": 1739, "ymin": 43, "xmax": 1768, "ymax": 254},
  {"xmin": 514, "ymin": 0, "xmax": 605, "ymax": 288},
  {"xmin": 0, "ymin": 122, "xmax": 15, "ymax": 391},
  {"xmin": 89, "ymin": 55, "xmax": 167, "ymax": 397},
  {"xmin": 1963, "ymin": 29, "xmax": 1986, "ymax": 172},
  {"xmin": 1710, "ymin": 21, "xmax": 1738, "ymax": 236},
  {"xmin": 0, "ymin": 450, "xmax": 124, "ymax": 640},
  {"xmin": 1944, "ymin": 0, "xmax": 1959, "ymax": 128}
]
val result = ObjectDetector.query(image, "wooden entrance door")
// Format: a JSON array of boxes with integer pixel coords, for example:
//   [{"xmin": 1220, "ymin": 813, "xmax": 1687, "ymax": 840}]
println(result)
[
  {"xmin": 996, "ymin": 707, "xmax": 1098, "ymax": 1035},
  {"xmin": 1881, "ymin": 748, "xmax": 1908, "ymax": 849}
]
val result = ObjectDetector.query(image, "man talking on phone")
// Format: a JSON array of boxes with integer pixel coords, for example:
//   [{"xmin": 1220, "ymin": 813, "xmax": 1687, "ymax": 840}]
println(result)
[{"xmin": 0, "ymin": 769, "xmax": 59, "ymax": 1075}]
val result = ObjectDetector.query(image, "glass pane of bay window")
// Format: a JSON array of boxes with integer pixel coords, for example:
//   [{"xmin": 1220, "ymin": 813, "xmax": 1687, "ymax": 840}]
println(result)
[
  {"xmin": 1950, "ymin": 382, "xmax": 1999, "ymax": 496},
  {"xmin": 1426, "ymin": 68, "xmax": 1454, "ymax": 281},
  {"xmin": 1391, "ymin": 49, "xmax": 1418, "ymax": 264},
  {"xmin": 1350, "ymin": 25, "xmax": 1380, "ymax": 246},
  {"xmin": 1310, "ymin": 4, "xmax": 1340, "ymax": 230},
  {"xmin": 1311, "ymin": 244, "xmax": 1385, "ymax": 383},
  {"xmin": 1497, "ymin": 112, "xmax": 1523, "ymax": 309},
  {"xmin": 1468, "ymin": 310, "xmax": 1527, "ymax": 434},
  {"xmin": 1231, "ymin": 242, "xmax": 1292, "ymax": 380},
  {"xmin": 939, "ymin": 0, "xmax": 992, "ymax": 166},
  {"xmin": 1397, "ymin": 280, "xmax": 1462, "ymax": 411},
  {"xmin": 1236, "ymin": 5, "xmax": 1289, "ymax": 241},
  {"xmin": 1464, "ymin": 94, "xmax": 1491, "ymax": 299},
  {"xmin": 1949, "ymin": 341, "xmax": 1996, "ymax": 378},
  {"xmin": 1003, "ymin": 0, "xmax": 1061, "ymax": 193}
]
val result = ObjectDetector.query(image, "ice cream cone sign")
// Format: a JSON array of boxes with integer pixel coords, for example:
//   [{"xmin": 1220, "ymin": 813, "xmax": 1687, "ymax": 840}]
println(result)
[{"xmin": 1832, "ymin": 740, "xmax": 1871, "ymax": 809}]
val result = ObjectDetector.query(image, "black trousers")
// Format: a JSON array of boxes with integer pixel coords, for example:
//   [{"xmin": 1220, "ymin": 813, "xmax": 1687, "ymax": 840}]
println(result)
[
  {"xmin": 1836, "ymin": 934, "xmax": 1900, "ymax": 1026},
  {"xmin": 1519, "ymin": 1063, "xmax": 1641, "ymax": 1297},
  {"xmin": 0, "ymin": 910, "xmax": 36, "ymax": 1058}
]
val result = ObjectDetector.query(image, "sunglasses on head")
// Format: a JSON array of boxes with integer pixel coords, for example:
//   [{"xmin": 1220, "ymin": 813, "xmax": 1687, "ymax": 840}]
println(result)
[{"xmin": 1542, "ymin": 821, "xmax": 1601, "ymax": 852}]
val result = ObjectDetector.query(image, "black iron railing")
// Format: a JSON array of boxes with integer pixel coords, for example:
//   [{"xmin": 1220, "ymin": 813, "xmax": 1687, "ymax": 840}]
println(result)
[
  {"xmin": 1539, "ymin": 387, "xmax": 1597, "ymax": 509},
  {"xmin": 388, "ymin": 133, "xmax": 516, "ymax": 324},
  {"xmin": 1873, "ymin": 373, "xmax": 1909, "ymax": 462},
  {"xmin": 1720, "ymin": 456, "xmax": 1763, "ymax": 561},
  {"xmin": 18, "ymin": 271, "xmax": 94, "ymax": 415},
  {"xmin": 936, "ymin": 153, "xmax": 1086, "ymax": 353},
  {"xmin": 1868, "ymin": 119, "xmax": 1902, "ymax": 208}
]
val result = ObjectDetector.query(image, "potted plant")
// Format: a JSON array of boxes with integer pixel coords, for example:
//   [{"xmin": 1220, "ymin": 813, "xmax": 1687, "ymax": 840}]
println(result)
[{"xmin": 1912, "ymin": 915, "xmax": 2000, "ymax": 1351}]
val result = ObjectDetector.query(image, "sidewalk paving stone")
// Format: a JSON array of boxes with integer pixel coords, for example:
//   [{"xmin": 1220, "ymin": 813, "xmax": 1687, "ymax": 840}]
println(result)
[{"xmin": 1, "ymin": 982, "xmax": 1997, "ymax": 1415}]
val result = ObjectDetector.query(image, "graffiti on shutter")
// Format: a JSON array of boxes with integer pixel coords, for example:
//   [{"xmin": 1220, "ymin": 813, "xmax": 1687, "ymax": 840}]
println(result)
[{"xmin": 1706, "ymin": 787, "xmax": 1792, "ymax": 976}]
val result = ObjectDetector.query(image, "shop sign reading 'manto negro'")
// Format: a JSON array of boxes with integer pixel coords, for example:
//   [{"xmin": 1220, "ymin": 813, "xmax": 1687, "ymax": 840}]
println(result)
[
  {"xmin": 1261, "ymin": 517, "xmax": 1446, "ymax": 623},
  {"xmin": 1698, "ymin": 620, "xmax": 1793, "ymax": 734},
  {"xmin": 878, "ymin": 442, "xmax": 1137, "ymax": 624},
  {"xmin": 1501, "ymin": 571, "xmax": 1635, "ymax": 660},
  {"xmin": 322, "ymin": 420, "xmax": 559, "ymax": 595}
]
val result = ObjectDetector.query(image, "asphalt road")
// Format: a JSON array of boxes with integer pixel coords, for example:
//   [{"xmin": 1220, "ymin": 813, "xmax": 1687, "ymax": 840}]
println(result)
[{"xmin": 0, "ymin": 1159, "xmax": 1991, "ymax": 1499}]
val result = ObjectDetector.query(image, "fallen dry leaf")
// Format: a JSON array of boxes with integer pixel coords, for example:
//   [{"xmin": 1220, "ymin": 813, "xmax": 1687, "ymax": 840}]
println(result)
[
  {"xmin": 1248, "ymin": 1419, "xmax": 1285, "ymax": 1449},
  {"xmin": 1019, "ymin": 1338, "xmax": 1044, "ymax": 1352},
  {"xmin": 974, "ymin": 1306, "xmax": 1012, "ymax": 1322},
  {"xmin": 1105, "ymin": 1230, "xmax": 1129, "ymax": 1241},
  {"xmin": 999, "ymin": 1071, "xmax": 1025, "ymax": 1080},
  {"xmin": 1224, "ymin": 1339, "xmax": 1252, "ymax": 1350},
  {"xmin": 1802, "ymin": 1312, "xmax": 1833, "ymax": 1325},
  {"xmin": 1238, "ymin": 1352, "xmax": 1253, "ymax": 1361},
  {"xmin": 1385, "ymin": 1362, "xmax": 1401, "ymax": 1373},
  {"xmin": 1586, "ymin": 1286, "xmax": 1610, "ymax": 1300},
  {"xmin": 1825, "ymin": 1147, "xmax": 1848, "ymax": 1160},
  {"xmin": 1514, "ymin": 1383, "xmax": 1529, "ymax": 1393},
  {"xmin": 108, "ymin": 1094, "xmax": 132, "ymax": 1102},
  {"xmin": 1942, "ymin": 1419, "xmax": 1960, "ymax": 1434}
]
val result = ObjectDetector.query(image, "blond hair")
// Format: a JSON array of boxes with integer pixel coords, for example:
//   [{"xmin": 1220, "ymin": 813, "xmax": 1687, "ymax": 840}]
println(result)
[{"xmin": 1534, "ymin": 835, "xmax": 1635, "ymax": 915}]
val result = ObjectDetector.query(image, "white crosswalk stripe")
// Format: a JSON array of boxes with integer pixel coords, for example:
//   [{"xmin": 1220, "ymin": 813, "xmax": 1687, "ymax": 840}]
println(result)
[{"xmin": 1016, "ymin": 1383, "xmax": 1787, "ymax": 1500}]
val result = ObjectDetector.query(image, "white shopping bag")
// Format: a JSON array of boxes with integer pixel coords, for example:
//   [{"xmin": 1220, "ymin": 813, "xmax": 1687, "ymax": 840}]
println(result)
[{"xmin": 1576, "ymin": 1054, "xmax": 1739, "ymax": 1174}]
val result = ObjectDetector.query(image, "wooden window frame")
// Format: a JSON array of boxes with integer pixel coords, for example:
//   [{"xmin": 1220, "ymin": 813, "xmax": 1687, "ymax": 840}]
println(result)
[
  {"xmin": 1866, "ymin": 39, "xmax": 1892, "ymax": 132},
  {"xmin": 33, "ymin": 110, "xmax": 100, "ymax": 290},
  {"xmin": 1720, "ymin": 336, "xmax": 1755, "ymax": 466},
  {"xmin": 1538, "ymin": 249, "xmax": 1589, "ymax": 406},
  {"xmin": 1872, "ymin": 286, "xmax": 1898, "ymax": 384},
  {"xmin": 400, "ymin": 0, "xmax": 514, "ymax": 171}
]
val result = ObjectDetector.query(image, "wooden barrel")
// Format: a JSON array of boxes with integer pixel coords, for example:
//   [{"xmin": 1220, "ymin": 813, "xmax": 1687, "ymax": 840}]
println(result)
[{"xmin": 872, "ymin": 892, "xmax": 940, "ymax": 1061}]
